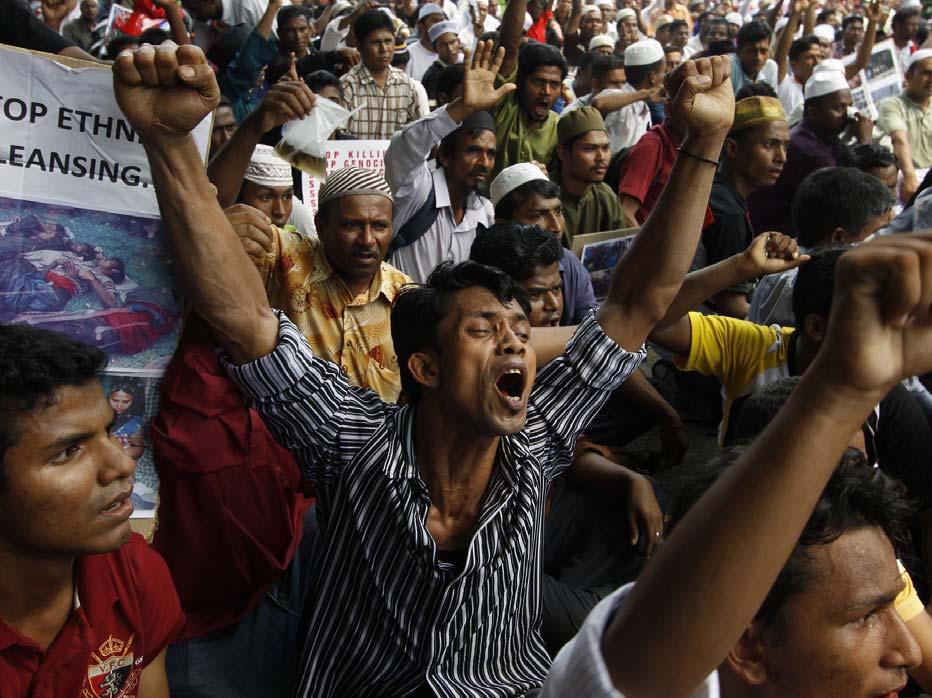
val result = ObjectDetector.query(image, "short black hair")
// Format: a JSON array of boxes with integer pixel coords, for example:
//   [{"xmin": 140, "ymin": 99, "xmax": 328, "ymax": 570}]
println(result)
[
  {"xmin": 842, "ymin": 14, "xmax": 864, "ymax": 30},
  {"xmin": 591, "ymin": 53, "xmax": 625, "ymax": 83},
  {"xmin": 736, "ymin": 20, "xmax": 771, "ymax": 49},
  {"xmin": 734, "ymin": 82, "xmax": 778, "ymax": 100},
  {"xmin": 837, "ymin": 142, "xmax": 897, "ymax": 171},
  {"xmin": 669, "ymin": 446, "xmax": 916, "ymax": 640},
  {"xmin": 577, "ymin": 49, "xmax": 599, "ymax": 73},
  {"xmin": 391, "ymin": 261, "xmax": 532, "ymax": 402},
  {"xmin": 353, "ymin": 9, "xmax": 395, "ymax": 44},
  {"xmin": 789, "ymin": 35, "xmax": 821, "ymax": 61},
  {"xmin": 663, "ymin": 43, "xmax": 683, "ymax": 55},
  {"xmin": 792, "ymin": 246, "xmax": 847, "ymax": 327},
  {"xmin": 669, "ymin": 19, "xmax": 688, "ymax": 32},
  {"xmin": 816, "ymin": 8, "xmax": 837, "ymax": 23},
  {"xmin": 0, "ymin": 326, "xmax": 107, "ymax": 471},
  {"xmin": 698, "ymin": 10, "xmax": 715, "ymax": 25},
  {"xmin": 138, "ymin": 27, "xmax": 171, "ymax": 45},
  {"xmin": 495, "ymin": 178, "xmax": 562, "ymax": 219},
  {"xmin": 478, "ymin": 30, "xmax": 500, "ymax": 44},
  {"xmin": 793, "ymin": 167, "xmax": 894, "ymax": 247},
  {"xmin": 732, "ymin": 376, "xmax": 801, "ymax": 444},
  {"xmin": 469, "ymin": 223, "xmax": 563, "ymax": 281},
  {"xmin": 436, "ymin": 63, "xmax": 466, "ymax": 100},
  {"xmin": 625, "ymin": 58, "xmax": 664, "ymax": 88},
  {"xmin": 304, "ymin": 69, "xmax": 343, "ymax": 98},
  {"xmin": 517, "ymin": 42, "xmax": 569, "ymax": 86},
  {"xmin": 892, "ymin": 6, "xmax": 920, "ymax": 25},
  {"xmin": 277, "ymin": 4, "xmax": 313, "ymax": 26}
]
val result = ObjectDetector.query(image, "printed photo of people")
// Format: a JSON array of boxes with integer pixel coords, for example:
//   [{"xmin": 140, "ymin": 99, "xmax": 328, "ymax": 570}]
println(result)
[
  {"xmin": 0, "ymin": 194, "xmax": 181, "ymax": 371},
  {"xmin": 100, "ymin": 373, "xmax": 161, "ymax": 517}
]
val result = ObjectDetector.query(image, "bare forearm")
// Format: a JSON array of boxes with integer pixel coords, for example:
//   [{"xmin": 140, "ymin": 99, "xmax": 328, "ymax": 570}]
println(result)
[
  {"xmin": 775, "ymin": 9, "xmax": 798, "ymax": 82},
  {"xmin": 851, "ymin": 19, "xmax": 879, "ymax": 74},
  {"xmin": 599, "ymin": 133, "xmax": 725, "ymax": 350},
  {"xmin": 567, "ymin": 449, "xmax": 636, "ymax": 496},
  {"xmin": 164, "ymin": 5, "xmax": 191, "ymax": 45},
  {"xmin": 604, "ymin": 367, "xmax": 884, "ymax": 697},
  {"xmin": 145, "ymin": 134, "xmax": 277, "ymax": 361},
  {"xmin": 892, "ymin": 134, "xmax": 917, "ymax": 179},
  {"xmin": 257, "ymin": 2, "xmax": 279, "ymax": 39},
  {"xmin": 499, "ymin": 0, "xmax": 528, "ymax": 72},
  {"xmin": 207, "ymin": 112, "xmax": 264, "ymax": 208},
  {"xmin": 592, "ymin": 89, "xmax": 645, "ymax": 115},
  {"xmin": 656, "ymin": 254, "xmax": 753, "ymax": 328}
]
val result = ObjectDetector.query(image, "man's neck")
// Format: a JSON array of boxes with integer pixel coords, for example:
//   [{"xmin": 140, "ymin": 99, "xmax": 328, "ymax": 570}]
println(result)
[
  {"xmin": 559, "ymin": 168, "xmax": 592, "ymax": 200},
  {"xmin": 894, "ymin": 35, "xmax": 910, "ymax": 49},
  {"xmin": 0, "ymin": 547, "xmax": 76, "ymax": 650},
  {"xmin": 420, "ymin": 35, "xmax": 436, "ymax": 51},
  {"xmin": 906, "ymin": 89, "xmax": 931, "ymax": 109},
  {"xmin": 444, "ymin": 170, "xmax": 469, "ymax": 225},
  {"xmin": 366, "ymin": 63, "xmax": 390, "ymax": 88},
  {"xmin": 720, "ymin": 161, "xmax": 755, "ymax": 200}
]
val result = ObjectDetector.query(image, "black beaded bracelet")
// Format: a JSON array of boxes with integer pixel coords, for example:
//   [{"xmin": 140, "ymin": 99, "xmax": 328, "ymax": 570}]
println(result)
[{"xmin": 677, "ymin": 147, "xmax": 720, "ymax": 167}]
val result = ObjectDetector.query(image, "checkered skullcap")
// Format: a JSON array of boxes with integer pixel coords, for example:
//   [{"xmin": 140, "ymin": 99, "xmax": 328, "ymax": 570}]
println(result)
[{"xmin": 317, "ymin": 167, "xmax": 394, "ymax": 207}]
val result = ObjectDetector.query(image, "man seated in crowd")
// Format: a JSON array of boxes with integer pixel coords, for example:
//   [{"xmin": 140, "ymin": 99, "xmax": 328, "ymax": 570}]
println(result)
[
  {"xmin": 0, "ymin": 325, "xmax": 184, "ymax": 696},
  {"xmin": 748, "ymin": 167, "xmax": 895, "ymax": 328},
  {"xmin": 421, "ymin": 21, "xmax": 463, "ymax": 100},
  {"xmin": 551, "ymin": 107, "xmax": 625, "ymax": 244},
  {"xmin": 878, "ymin": 50, "xmax": 932, "ymax": 204},
  {"xmin": 544, "ymin": 234, "xmax": 932, "ymax": 698},
  {"xmin": 835, "ymin": 12, "xmax": 865, "ymax": 58},
  {"xmin": 340, "ymin": 10, "xmax": 423, "ymax": 140},
  {"xmin": 751, "ymin": 68, "xmax": 872, "ymax": 235},
  {"xmin": 730, "ymin": 21, "xmax": 778, "ymax": 94},
  {"xmin": 696, "ymin": 95, "xmax": 788, "ymax": 318},
  {"xmin": 838, "ymin": 143, "xmax": 900, "ymax": 202},
  {"xmin": 113, "ymin": 39, "xmax": 737, "ymax": 695},
  {"xmin": 385, "ymin": 42, "xmax": 506, "ymax": 283},
  {"xmin": 407, "ymin": 3, "xmax": 446, "ymax": 80}
]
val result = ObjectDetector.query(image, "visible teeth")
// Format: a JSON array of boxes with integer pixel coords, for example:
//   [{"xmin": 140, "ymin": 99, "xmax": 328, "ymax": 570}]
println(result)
[{"xmin": 506, "ymin": 368, "xmax": 521, "ymax": 374}]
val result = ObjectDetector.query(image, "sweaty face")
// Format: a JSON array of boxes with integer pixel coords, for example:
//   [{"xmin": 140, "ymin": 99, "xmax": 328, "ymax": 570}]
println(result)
[
  {"xmin": 750, "ymin": 527, "xmax": 919, "ymax": 698},
  {"xmin": 732, "ymin": 120, "xmax": 789, "ymax": 188},
  {"xmin": 316, "ymin": 195, "xmax": 393, "ymax": 292},
  {"xmin": 360, "ymin": 28, "xmax": 395, "ymax": 70},
  {"xmin": 210, "ymin": 105, "xmax": 236, "ymax": 153},
  {"xmin": 791, "ymin": 45, "xmax": 821, "ymax": 84},
  {"xmin": 519, "ymin": 66, "xmax": 564, "ymax": 122},
  {"xmin": 240, "ymin": 181, "xmax": 294, "ymax": 227},
  {"xmin": 109, "ymin": 390, "xmax": 133, "ymax": 416},
  {"xmin": 907, "ymin": 58, "xmax": 932, "ymax": 101},
  {"xmin": 0, "ymin": 382, "xmax": 136, "ymax": 557},
  {"xmin": 738, "ymin": 38, "xmax": 771, "ymax": 77},
  {"xmin": 561, "ymin": 130, "xmax": 611, "ymax": 184},
  {"xmin": 280, "ymin": 15, "xmax": 313, "ymax": 55},
  {"xmin": 521, "ymin": 262, "xmax": 563, "ymax": 327},
  {"xmin": 509, "ymin": 193, "xmax": 565, "ymax": 235},
  {"xmin": 431, "ymin": 287, "xmax": 535, "ymax": 436},
  {"xmin": 442, "ymin": 130, "xmax": 497, "ymax": 193},
  {"xmin": 810, "ymin": 89, "xmax": 853, "ymax": 137},
  {"xmin": 435, "ymin": 32, "xmax": 461, "ymax": 64}
]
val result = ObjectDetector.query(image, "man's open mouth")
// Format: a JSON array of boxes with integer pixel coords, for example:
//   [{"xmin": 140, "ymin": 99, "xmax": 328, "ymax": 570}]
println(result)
[{"xmin": 496, "ymin": 367, "xmax": 526, "ymax": 403}]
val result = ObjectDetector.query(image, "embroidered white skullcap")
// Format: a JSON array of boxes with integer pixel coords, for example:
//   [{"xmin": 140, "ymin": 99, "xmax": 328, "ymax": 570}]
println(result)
[
  {"xmin": 813, "ymin": 23, "xmax": 835, "ymax": 42},
  {"xmin": 317, "ymin": 167, "xmax": 394, "ymax": 207},
  {"xmin": 813, "ymin": 57, "xmax": 845, "ymax": 75},
  {"xmin": 615, "ymin": 8, "xmax": 636, "ymax": 22},
  {"xmin": 596, "ymin": 0, "xmax": 614, "ymax": 8},
  {"xmin": 417, "ymin": 3, "xmax": 444, "ymax": 20},
  {"xmin": 804, "ymin": 69, "xmax": 850, "ymax": 99},
  {"xmin": 428, "ymin": 20, "xmax": 458, "ymax": 43},
  {"xmin": 490, "ymin": 163, "xmax": 549, "ymax": 207},
  {"xmin": 907, "ymin": 49, "xmax": 932, "ymax": 70},
  {"xmin": 625, "ymin": 39, "xmax": 664, "ymax": 66},
  {"xmin": 244, "ymin": 144, "xmax": 292, "ymax": 188},
  {"xmin": 725, "ymin": 11, "xmax": 743, "ymax": 25},
  {"xmin": 589, "ymin": 33, "xmax": 615, "ymax": 50},
  {"xmin": 582, "ymin": 4, "xmax": 601, "ymax": 17}
]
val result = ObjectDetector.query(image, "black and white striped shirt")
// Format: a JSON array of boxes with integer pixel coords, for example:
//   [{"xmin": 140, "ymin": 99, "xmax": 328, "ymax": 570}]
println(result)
[{"xmin": 223, "ymin": 311, "xmax": 645, "ymax": 698}]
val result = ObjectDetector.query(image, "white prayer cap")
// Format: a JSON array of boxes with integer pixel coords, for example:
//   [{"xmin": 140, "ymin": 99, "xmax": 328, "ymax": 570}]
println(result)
[
  {"xmin": 813, "ymin": 23, "xmax": 835, "ymax": 42},
  {"xmin": 428, "ymin": 20, "xmax": 458, "ymax": 43},
  {"xmin": 244, "ymin": 145, "xmax": 291, "ymax": 188},
  {"xmin": 417, "ymin": 3, "xmax": 444, "ymax": 20},
  {"xmin": 589, "ymin": 33, "xmax": 615, "ymax": 50},
  {"xmin": 901, "ymin": 0, "xmax": 922, "ymax": 9},
  {"xmin": 597, "ymin": 0, "xmax": 615, "ymax": 9},
  {"xmin": 331, "ymin": 0, "xmax": 353, "ymax": 16},
  {"xmin": 804, "ymin": 69, "xmax": 850, "ymax": 99},
  {"xmin": 616, "ymin": 7, "xmax": 636, "ymax": 21},
  {"xmin": 524, "ymin": 12, "xmax": 533, "ymax": 30},
  {"xmin": 490, "ymin": 163, "xmax": 549, "ymax": 207},
  {"xmin": 725, "ymin": 11, "xmax": 743, "ymax": 25},
  {"xmin": 625, "ymin": 39, "xmax": 664, "ymax": 66},
  {"xmin": 582, "ymin": 4, "xmax": 601, "ymax": 16},
  {"xmin": 907, "ymin": 48, "xmax": 932, "ymax": 70},
  {"xmin": 813, "ymin": 57, "xmax": 845, "ymax": 74},
  {"xmin": 654, "ymin": 13, "xmax": 674, "ymax": 29}
]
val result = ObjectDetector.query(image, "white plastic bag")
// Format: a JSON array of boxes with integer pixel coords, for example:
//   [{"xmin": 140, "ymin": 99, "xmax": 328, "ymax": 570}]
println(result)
[{"xmin": 275, "ymin": 96, "xmax": 360, "ymax": 178}]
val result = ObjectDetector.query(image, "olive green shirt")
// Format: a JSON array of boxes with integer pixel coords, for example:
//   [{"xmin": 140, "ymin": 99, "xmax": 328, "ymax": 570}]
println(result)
[
  {"xmin": 877, "ymin": 94, "xmax": 932, "ymax": 169},
  {"xmin": 557, "ymin": 179, "xmax": 626, "ymax": 245},
  {"xmin": 493, "ymin": 70, "xmax": 560, "ymax": 175}
]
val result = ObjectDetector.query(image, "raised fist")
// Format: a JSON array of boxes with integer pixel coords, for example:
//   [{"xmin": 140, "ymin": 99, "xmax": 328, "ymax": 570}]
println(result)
[{"xmin": 664, "ymin": 56, "xmax": 734, "ymax": 140}]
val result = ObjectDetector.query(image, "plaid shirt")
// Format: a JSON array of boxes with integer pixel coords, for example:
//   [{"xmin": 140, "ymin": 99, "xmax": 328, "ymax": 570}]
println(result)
[{"xmin": 340, "ymin": 63, "xmax": 423, "ymax": 140}]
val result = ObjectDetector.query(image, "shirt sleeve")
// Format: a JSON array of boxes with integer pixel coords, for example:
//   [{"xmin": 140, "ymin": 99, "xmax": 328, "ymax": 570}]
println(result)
[
  {"xmin": 541, "ymin": 583, "xmax": 721, "ymax": 698},
  {"xmin": 219, "ymin": 311, "xmax": 389, "ymax": 488},
  {"xmin": 878, "ymin": 97, "xmax": 908, "ymax": 135},
  {"xmin": 528, "ymin": 312, "xmax": 646, "ymax": 480},
  {"xmin": 617, "ymin": 134, "xmax": 662, "ymax": 203},
  {"xmin": 876, "ymin": 383, "xmax": 932, "ymax": 510},
  {"xmin": 895, "ymin": 560, "xmax": 925, "ymax": 623},
  {"xmin": 0, "ymin": 0, "xmax": 73, "ymax": 53},
  {"xmin": 674, "ymin": 312, "xmax": 776, "ymax": 388}
]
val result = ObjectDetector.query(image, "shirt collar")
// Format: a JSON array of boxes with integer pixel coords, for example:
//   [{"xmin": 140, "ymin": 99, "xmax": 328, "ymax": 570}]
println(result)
[
  {"xmin": 355, "ymin": 63, "xmax": 402, "ymax": 86},
  {"xmin": 308, "ymin": 238, "xmax": 402, "ymax": 304},
  {"xmin": 433, "ymin": 167, "xmax": 488, "ymax": 214}
]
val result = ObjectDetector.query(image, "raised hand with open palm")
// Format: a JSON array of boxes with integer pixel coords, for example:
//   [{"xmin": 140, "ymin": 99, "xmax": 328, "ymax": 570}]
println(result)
[{"xmin": 446, "ymin": 40, "xmax": 517, "ymax": 124}]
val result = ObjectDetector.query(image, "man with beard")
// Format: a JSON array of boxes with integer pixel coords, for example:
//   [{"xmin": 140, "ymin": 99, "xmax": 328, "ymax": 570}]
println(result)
[
  {"xmin": 552, "ymin": 106, "xmax": 625, "ymax": 243},
  {"xmin": 385, "ymin": 42, "xmax": 507, "ymax": 283}
]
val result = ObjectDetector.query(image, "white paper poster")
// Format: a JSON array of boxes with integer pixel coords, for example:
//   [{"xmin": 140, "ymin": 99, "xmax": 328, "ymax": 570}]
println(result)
[{"xmin": 300, "ymin": 140, "xmax": 390, "ymax": 214}]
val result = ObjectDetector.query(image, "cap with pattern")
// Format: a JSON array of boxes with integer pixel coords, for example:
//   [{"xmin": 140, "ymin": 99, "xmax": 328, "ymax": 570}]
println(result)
[
  {"xmin": 318, "ymin": 167, "xmax": 394, "ymax": 207},
  {"xmin": 725, "ymin": 11, "xmax": 743, "ymax": 25},
  {"xmin": 731, "ymin": 96, "xmax": 786, "ymax": 133},
  {"xmin": 244, "ymin": 144, "xmax": 292, "ymax": 188},
  {"xmin": 428, "ymin": 20, "xmax": 458, "ymax": 43},
  {"xmin": 625, "ymin": 39, "xmax": 664, "ymax": 66},
  {"xmin": 813, "ymin": 23, "xmax": 835, "ymax": 42},
  {"xmin": 417, "ymin": 3, "xmax": 444, "ymax": 21},
  {"xmin": 654, "ymin": 14, "xmax": 674, "ymax": 29},
  {"xmin": 490, "ymin": 163, "xmax": 550, "ymax": 206}
]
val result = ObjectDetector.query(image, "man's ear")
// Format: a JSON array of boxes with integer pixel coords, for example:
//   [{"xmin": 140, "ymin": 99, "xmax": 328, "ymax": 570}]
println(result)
[
  {"xmin": 803, "ymin": 312, "xmax": 827, "ymax": 343},
  {"xmin": 829, "ymin": 226, "xmax": 850, "ymax": 244},
  {"xmin": 407, "ymin": 350, "xmax": 441, "ymax": 391},
  {"xmin": 724, "ymin": 623, "xmax": 770, "ymax": 686},
  {"xmin": 723, "ymin": 137, "xmax": 738, "ymax": 160}
]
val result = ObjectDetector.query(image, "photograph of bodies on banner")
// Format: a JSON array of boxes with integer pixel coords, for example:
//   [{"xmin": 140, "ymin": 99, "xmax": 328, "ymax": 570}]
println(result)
[{"xmin": 0, "ymin": 194, "xmax": 180, "ymax": 371}]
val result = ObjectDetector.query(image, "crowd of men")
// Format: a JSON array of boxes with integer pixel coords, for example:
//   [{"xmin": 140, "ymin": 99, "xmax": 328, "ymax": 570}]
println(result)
[{"xmin": 4, "ymin": 0, "xmax": 932, "ymax": 695}]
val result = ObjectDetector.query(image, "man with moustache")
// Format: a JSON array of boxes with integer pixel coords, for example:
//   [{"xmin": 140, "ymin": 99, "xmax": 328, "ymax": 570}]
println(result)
[
  {"xmin": 550, "ymin": 106, "xmax": 625, "ymax": 244},
  {"xmin": 385, "ymin": 42, "xmax": 508, "ymax": 283}
]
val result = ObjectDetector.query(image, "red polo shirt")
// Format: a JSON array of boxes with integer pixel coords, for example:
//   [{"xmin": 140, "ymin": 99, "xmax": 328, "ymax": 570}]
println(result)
[
  {"xmin": 0, "ymin": 534, "xmax": 184, "ymax": 698},
  {"xmin": 616, "ymin": 122, "xmax": 680, "ymax": 224}
]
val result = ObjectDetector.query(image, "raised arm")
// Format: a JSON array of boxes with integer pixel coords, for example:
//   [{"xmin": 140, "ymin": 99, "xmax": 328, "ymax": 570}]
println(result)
[
  {"xmin": 599, "ymin": 234, "xmax": 932, "ymax": 698},
  {"xmin": 846, "ymin": 0, "xmax": 883, "ymax": 80},
  {"xmin": 499, "ymin": 0, "xmax": 530, "ymax": 77},
  {"xmin": 776, "ymin": 0, "xmax": 803, "ymax": 84},
  {"xmin": 151, "ymin": 0, "xmax": 192, "ymax": 45},
  {"xmin": 208, "ymin": 80, "xmax": 317, "ymax": 208},
  {"xmin": 596, "ymin": 57, "xmax": 734, "ymax": 351},
  {"xmin": 591, "ymin": 86, "xmax": 663, "ymax": 116},
  {"xmin": 256, "ymin": 0, "xmax": 283, "ymax": 40},
  {"xmin": 113, "ymin": 43, "xmax": 279, "ymax": 363}
]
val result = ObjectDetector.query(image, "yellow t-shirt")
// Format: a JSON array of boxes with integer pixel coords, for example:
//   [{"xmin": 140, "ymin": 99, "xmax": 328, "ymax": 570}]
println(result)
[
  {"xmin": 896, "ymin": 560, "xmax": 925, "ymax": 623},
  {"xmin": 674, "ymin": 312, "xmax": 796, "ymax": 444}
]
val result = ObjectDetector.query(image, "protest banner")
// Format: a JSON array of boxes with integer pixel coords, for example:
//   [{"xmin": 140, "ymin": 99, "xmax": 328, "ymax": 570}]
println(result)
[
  {"xmin": 844, "ymin": 39, "xmax": 904, "ymax": 119},
  {"xmin": 300, "ymin": 140, "xmax": 390, "ymax": 214},
  {"xmin": 0, "ymin": 45, "xmax": 211, "ymax": 516},
  {"xmin": 571, "ymin": 228, "xmax": 639, "ymax": 301}
]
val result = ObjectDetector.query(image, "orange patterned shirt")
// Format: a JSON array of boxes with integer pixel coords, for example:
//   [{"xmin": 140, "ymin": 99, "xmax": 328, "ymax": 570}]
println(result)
[{"xmin": 254, "ymin": 228, "xmax": 411, "ymax": 403}]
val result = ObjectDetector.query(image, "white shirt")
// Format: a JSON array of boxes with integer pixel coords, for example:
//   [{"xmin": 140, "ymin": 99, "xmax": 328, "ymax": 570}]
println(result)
[
  {"xmin": 777, "ymin": 74, "xmax": 804, "ymax": 120},
  {"xmin": 406, "ymin": 41, "xmax": 438, "ymax": 81},
  {"xmin": 288, "ymin": 199, "xmax": 317, "ymax": 239},
  {"xmin": 602, "ymin": 84, "xmax": 651, "ymax": 153},
  {"xmin": 686, "ymin": 34, "xmax": 704, "ymax": 53},
  {"xmin": 385, "ymin": 107, "xmax": 495, "ymax": 283},
  {"xmin": 320, "ymin": 16, "xmax": 349, "ymax": 52},
  {"xmin": 542, "ymin": 583, "xmax": 721, "ymax": 698},
  {"xmin": 221, "ymin": 0, "xmax": 291, "ymax": 35}
]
